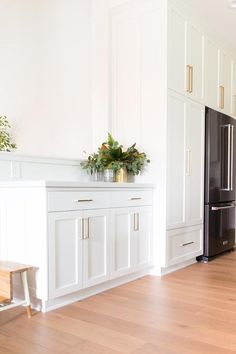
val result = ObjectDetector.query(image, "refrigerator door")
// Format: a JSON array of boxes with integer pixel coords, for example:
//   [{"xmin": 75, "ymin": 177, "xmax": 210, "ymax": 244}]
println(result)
[
  {"xmin": 204, "ymin": 202, "xmax": 236, "ymax": 258},
  {"xmin": 205, "ymin": 107, "xmax": 235, "ymax": 204}
]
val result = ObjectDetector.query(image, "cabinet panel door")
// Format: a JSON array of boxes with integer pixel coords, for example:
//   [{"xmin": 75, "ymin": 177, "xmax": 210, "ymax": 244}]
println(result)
[
  {"xmin": 167, "ymin": 92, "xmax": 187, "ymax": 229},
  {"xmin": 204, "ymin": 38, "xmax": 218, "ymax": 109},
  {"xmin": 168, "ymin": 7, "xmax": 186, "ymax": 93},
  {"xmin": 83, "ymin": 209, "xmax": 110, "ymax": 288},
  {"xmin": 186, "ymin": 101, "xmax": 205, "ymax": 226},
  {"xmin": 218, "ymin": 50, "xmax": 232, "ymax": 115},
  {"xmin": 48, "ymin": 211, "xmax": 83, "ymax": 299},
  {"xmin": 110, "ymin": 208, "xmax": 132, "ymax": 278},
  {"xmin": 186, "ymin": 23, "xmax": 204, "ymax": 101},
  {"xmin": 231, "ymin": 61, "xmax": 236, "ymax": 118},
  {"xmin": 131, "ymin": 206, "xmax": 152, "ymax": 270}
]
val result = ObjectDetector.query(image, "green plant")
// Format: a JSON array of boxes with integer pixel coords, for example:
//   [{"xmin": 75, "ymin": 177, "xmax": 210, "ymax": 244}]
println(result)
[
  {"xmin": 0, "ymin": 116, "xmax": 17, "ymax": 152},
  {"xmin": 81, "ymin": 133, "xmax": 150, "ymax": 176}
]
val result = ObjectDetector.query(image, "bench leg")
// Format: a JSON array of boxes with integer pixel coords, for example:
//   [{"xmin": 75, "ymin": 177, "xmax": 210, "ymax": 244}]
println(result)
[{"xmin": 20, "ymin": 271, "xmax": 32, "ymax": 318}]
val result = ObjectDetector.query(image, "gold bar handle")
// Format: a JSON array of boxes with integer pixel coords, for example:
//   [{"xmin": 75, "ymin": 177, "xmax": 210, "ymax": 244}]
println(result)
[
  {"xmin": 234, "ymin": 95, "xmax": 236, "ymax": 116},
  {"xmin": 186, "ymin": 65, "xmax": 193, "ymax": 93},
  {"xmin": 189, "ymin": 65, "xmax": 193, "ymax": 93},
  {"xmin": 186, "ymin": 65, "xmax": 191, "ymax": 93},
  {"xmin": 219, "ymin": 85, "xmax": 225, "ymax": 109}
]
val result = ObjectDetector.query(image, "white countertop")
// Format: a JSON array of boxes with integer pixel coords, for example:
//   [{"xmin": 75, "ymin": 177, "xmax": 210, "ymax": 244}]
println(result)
[{"xmin": 0, "ymin": 180, "xmax": 155, "ymax": 189}]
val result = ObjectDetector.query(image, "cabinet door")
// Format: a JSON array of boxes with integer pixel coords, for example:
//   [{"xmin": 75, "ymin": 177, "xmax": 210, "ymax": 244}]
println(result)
[
  {"xmin": 168, "ymin": 7, "xmax": 186, "ymax": 93},
  {"xmin": 186, "ymin": 23, "xmax": 204, "ymax": 101},
  {"xmin": 110, "ymin": 208, "xmax": 133, "ymax": 278},
  {"xmin": 83, "ymin": 209, "xmax": 110, "ymax": 288},
  {"xmin": 231, "ymin": 61, "xmax": 236, "ymax": 118},
  {"xmin": 167, "ymin": 91, "xmax": 187, "ymax": 229},
  {"xmin": 48, "ymin": 211, "xmax": 83, "ymax": 299},
  {"xmin": 204, "ymin": 37, "xmax": 218, "ymax": 109},
  {"xmin": 218, "ymin": 50, "xmax": 232, "ymax": 114},
  {"xmin": 186, "ymin": 101, "xmax": 205, "ymax": 226},
  {"xmin": 131, "ymin": 206, "xmax": 152, "ymax": 271}
]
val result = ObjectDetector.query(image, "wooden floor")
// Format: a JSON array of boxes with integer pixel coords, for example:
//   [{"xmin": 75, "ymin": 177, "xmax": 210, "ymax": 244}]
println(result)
[{"xmin": 0, "ymin": 252, "xmax": 236, "ymax": 354}]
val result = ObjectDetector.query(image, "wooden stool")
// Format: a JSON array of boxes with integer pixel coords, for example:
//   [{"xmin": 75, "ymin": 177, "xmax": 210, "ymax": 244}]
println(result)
[{"xmin": 0, "ymin": 261, "xmax": 33, "ymax": 318}]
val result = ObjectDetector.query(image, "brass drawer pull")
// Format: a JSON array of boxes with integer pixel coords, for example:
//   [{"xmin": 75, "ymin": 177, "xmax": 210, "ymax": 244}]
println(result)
[{"xmin": 186, "ymin": 65, "xmax": 193, "ymax": 93}]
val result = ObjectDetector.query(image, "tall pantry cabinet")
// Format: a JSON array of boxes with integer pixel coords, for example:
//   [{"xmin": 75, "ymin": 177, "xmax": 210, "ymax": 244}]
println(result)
[{"xmin": 110, "ymin": 0, "xmax": 236, "ymax": 270}]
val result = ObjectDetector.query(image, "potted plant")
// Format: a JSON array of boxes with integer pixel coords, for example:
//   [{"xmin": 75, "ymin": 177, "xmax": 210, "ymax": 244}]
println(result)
[
  {"xmin": 0, "ymin": 116, "xmax": 17, "ymax": 152},
  {"xmin": 81, "ymin": 133, "xmax": 150, "ymax": 182}
]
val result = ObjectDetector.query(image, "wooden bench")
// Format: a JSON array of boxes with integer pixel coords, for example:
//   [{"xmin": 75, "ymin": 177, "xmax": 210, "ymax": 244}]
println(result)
[{"xmin": 0, "ymin": 261, "xmax": 33, "ymax": 318}]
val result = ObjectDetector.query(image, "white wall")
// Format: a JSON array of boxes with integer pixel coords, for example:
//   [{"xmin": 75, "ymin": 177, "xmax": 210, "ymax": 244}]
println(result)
[{"xmin": 0, "ymin": 0, "xmax": 92, "ymax": 159}]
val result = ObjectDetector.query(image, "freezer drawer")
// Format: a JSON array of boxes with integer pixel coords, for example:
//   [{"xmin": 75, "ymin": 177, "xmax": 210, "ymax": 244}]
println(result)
[{"xmin": 204, "ymin": 203, "xmax": 236, "ymax": 258}]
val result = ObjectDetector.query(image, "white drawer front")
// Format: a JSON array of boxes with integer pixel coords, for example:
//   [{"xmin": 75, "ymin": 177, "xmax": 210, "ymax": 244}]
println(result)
[
  {"xmin": 111, "ymin": 190, "xmax": 152, "ymax": 208},
  {"xmin": 48, "ymin": 191, "xmax": 110, "ymax": 212},
  {"xmin": 167, "ymin": 225, "xmax": 203, "ymax": 266}
]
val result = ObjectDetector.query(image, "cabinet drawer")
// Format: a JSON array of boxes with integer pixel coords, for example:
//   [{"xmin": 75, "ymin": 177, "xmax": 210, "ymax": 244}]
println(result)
[
  {"xmin": 48, "ymin": 191, "xmax": 110, "ymax": 212},
  {"xmin": 111, "ymin": 190, "xmax": 152, "ymax": 208},
  {"xmin": 167, "ymin": 225, "xmax": 203, "ymax": 266}
]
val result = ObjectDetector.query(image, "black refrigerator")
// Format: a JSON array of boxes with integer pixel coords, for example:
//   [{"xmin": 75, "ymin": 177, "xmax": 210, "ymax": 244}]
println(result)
[{"xmin": 201, "ymin": 107, "xmax": 236, "ymax": 261}]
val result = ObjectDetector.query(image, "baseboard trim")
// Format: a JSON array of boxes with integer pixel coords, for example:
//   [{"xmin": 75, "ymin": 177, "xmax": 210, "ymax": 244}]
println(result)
[
  {"xmin": 159, "ymin": 258, "xmax": 197, "ymax": 276},
  {"xmin": 41, "ymin": 267, "xmax": 153, "ymax": 312}
]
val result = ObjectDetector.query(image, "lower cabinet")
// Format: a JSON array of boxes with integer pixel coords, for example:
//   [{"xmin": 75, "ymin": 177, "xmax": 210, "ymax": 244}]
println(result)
[
  {"xmin": 48, "ymin": 211, "xmax": 84, "ymax": 299},
  {"xmin": 83, "ymin": 209, "xmax": 110, "ymax": 288},
  {"xmin": 111, "ymin": 206, "xmax": 152, "ymax": 279},
  {"xmin": 48, "ymin": 209, "xmax": 110, "ymax": 299},
  {"xmin": 48, "ymin": 206, "xmax": 152, "ymax": 299},
  {"xmin": 166, "ymin": 224, "xmax": 203, "ymax": 266}
]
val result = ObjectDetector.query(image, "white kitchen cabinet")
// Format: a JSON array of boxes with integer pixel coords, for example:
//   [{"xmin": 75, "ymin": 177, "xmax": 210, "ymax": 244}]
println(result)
[
  {"xmin": 168, "ymin": 7, "xmax": 186, "ymax": 94},
  {"xmin": 83, "ymin": 209, "xmax": 110, "ymax": 288},
  {"xmin": 0, "ymin": 182, "xmax": 153, "ymax": 312},
  {"xmin": 167, "ymin": 91, "xmax": 204, "ymax": 230},
  {"xmin": 111, "ymin": 206, "xmax": 152, "ymax": 279},
  {"xmin": 166, "ymin": 224, "xmax": 203, "ymax": 266},
  {"xmin": 131, "ymin": 206, "xmax": 152, "ymax": 271},
  {"xmin": 218, "ymin": 50, "xmax": 232, "ymax": 114},
  {"xmin": 167, "ymin": 92, "xmax": 186, "ymax": 229},
  {"xmin": 204, "ymin": 37, "xmax": 219, "ymax": 109},
  {"xmin": 186, "ymin": 100, "xmax": 205, "ymax": 226},
  {"xmin": 168, "ymin": 6, "xmax": 204, "ymax": 102},
  {"xmin": 48, "ymin": 211, "xmax": 83, "ymax": 299},
  {"xmin": 186, "ymin": 22, "xmax": 204, "ymax": 102}
]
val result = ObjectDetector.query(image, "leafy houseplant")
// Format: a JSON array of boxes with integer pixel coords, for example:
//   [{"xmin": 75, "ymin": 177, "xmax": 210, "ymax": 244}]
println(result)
[
  {"xmin": 81, "ymin": 133, "xmax": 150, "ymax": 181},
  {"xmin": 0, "ymin": 116, "xmax": 17, "ymax": 152}
]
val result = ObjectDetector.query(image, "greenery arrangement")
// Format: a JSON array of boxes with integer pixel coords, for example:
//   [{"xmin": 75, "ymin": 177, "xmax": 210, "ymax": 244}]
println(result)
[
  {"xmin": 0, "ymin": 116, "xmax": 17, "ymax": 152},
  {"xmin": 81, "ymin": 133, "xmax": 150, "ymax": 176}
]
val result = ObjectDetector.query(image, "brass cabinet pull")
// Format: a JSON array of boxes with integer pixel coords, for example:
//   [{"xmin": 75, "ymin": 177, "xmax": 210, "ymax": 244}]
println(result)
[
  {"xmin": 87, "ymin": 218, "xmax": 90, "ymax": 239},
  {"xmin": 219, "ymin": 85, "xmax": 225, "ymax": 109},
  {"xmin": 234, "ymin": 95, "xmax": 236, "ymax": 116},
  {"xmin": 186, "ymin": 65, "xmax": 193, "ymax": 93},
  {"xmin": 81, "ymin": 218, "xmax": 84, "ymax": 240},
  {"xmin": 82, "ymin": 218, "xmax": 90, "ymax": 239},
  {"xmin": 133, "ymin": 213, "xmax": 139, "ymax": 231}
]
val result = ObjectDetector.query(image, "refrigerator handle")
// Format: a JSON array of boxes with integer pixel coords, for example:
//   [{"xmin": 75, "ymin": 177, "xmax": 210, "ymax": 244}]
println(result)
[
  {"xmin": 211, "ymin": 205, "xmax": 236, "ymax": 211},
  {"xmin": 231, "ymin": 125, "xmax": 234, "ymax": 191}
]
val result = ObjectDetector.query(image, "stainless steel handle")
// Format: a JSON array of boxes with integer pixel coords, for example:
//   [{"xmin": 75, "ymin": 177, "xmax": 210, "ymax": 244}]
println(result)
[
  {"xmin": 211, "ymin": 205, "xmax": 235, "ymax": 211},
  {"xmin": 129, "ymin": 197, "xmax": 142, "ymax": 201},
  {"xmin": 74, "ymin": 199, "xmax": 93, "ymax": 203},
  {"xmin": 180, "ymin": 241, "xmax": 194, "ymax": 247},
  {"xmin": 228, "ymin": 125, "xmax": 231, "ymax": 190},
  {"xmin": 231, "ymin": 125, "xmax": 234, "ymax": 191}
]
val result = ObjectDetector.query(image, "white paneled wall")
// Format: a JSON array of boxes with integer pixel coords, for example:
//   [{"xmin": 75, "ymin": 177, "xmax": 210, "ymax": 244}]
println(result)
[
  {"xmin": 0, "ymin": 0, "xmax": 93, "ymax": 159},
  {"xmin": 0, "ymin": 153, "xmax": 86, "ymax": 181}
]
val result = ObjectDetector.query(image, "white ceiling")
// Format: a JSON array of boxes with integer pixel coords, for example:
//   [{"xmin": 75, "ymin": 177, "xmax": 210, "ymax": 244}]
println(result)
[{"xmin": 183, "ymin": 0, "xmax": 236, "ymax": 52}]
